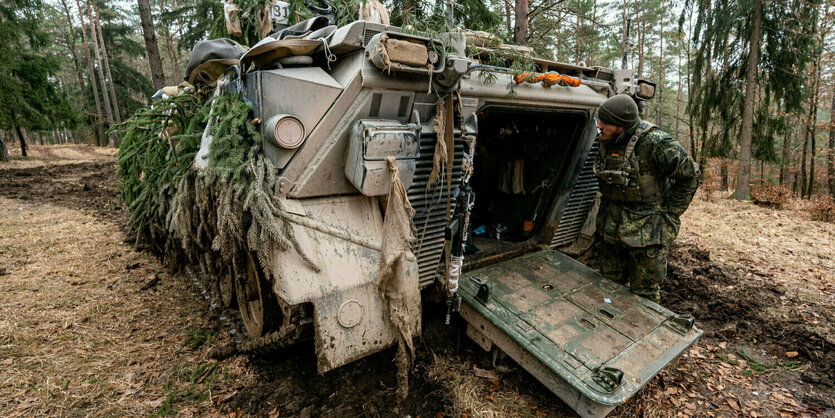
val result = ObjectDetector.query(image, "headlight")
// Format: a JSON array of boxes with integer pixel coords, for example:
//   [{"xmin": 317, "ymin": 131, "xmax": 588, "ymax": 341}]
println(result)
[{"xmin": 266, "ymin": 114, "xmax": 305, "ymax": 149}]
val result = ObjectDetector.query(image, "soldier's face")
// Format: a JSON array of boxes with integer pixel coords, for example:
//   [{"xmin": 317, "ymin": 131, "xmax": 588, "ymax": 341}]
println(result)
[{"xmin": 596, "ymin": 120, "xmax": 627, "ymax": 143}]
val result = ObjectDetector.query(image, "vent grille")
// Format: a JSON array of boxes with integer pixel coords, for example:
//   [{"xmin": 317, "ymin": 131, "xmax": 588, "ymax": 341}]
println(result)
[
  {"xmin": 410, "ymin": 132, "xmax": 465, "ymax": 288},
  {"xmin": 551, "ymin": 140, "xmax": 600, "ymax": 247},
  {"xmin": 364, "ymin": 29, "xmax": 380, "ymax": 46}
]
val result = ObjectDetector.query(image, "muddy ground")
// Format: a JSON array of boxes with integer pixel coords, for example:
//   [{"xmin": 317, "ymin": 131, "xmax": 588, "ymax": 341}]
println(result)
[{"xmin": 1, "ymin": 146, "xmax": 833, "ymax": 417}]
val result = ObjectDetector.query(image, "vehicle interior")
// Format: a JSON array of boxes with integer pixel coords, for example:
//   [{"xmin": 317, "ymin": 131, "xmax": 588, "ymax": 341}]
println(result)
[{"xmin": 467, "ymin": 107, "xmax": 588, "ymax": 258}]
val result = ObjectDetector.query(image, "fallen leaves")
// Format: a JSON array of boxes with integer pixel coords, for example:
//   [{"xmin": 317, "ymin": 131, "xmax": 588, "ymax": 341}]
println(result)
[
  {"xmin": 473, "ymin": 366, "xmax": 498, "ymax": 380},
  {"xmin": 218, "ymin": 390, "xmax": 238, "ymax": 404}
]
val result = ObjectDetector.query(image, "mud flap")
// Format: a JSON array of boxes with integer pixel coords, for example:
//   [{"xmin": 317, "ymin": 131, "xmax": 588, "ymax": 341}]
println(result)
[{"xmin": 459, "ymin": 250, "xmax": 702, "ymax": 418}]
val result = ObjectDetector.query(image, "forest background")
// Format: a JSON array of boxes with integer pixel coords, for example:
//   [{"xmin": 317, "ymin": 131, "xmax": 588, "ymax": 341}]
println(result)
[{"xmin": 0, "ymin": 0, "xmax": 834, "ymax": 203}]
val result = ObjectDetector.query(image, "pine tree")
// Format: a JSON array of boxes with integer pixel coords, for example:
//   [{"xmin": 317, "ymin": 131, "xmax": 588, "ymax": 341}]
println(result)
[
  {"xmin": 683, "ymin": 0, "xmax": 821, "ymax": 200},
  {"xmin": 138, "ymin": 0, "xmax": 166, "ymax": 90},
  {"xmin": 0, "ymin": 0, "xmax": 78, "ymax": 155}
]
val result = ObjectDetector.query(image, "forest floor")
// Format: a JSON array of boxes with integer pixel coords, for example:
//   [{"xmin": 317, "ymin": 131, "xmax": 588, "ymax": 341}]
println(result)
[{"xmin": 0, "ymin": 145, "xmax": 833, "ymax": 417}]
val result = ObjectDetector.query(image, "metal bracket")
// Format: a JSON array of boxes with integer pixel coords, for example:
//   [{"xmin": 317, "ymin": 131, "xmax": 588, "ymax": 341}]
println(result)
[
  {"xmin": 670, "ymin": 314, "xmax": 695, "ymax": 332},
  {"xmin": 275, "ymin": 177, "xmax": 295, "ymax": 197},
  {"xmin": 592, "ymin": 366, "xmax": 624, "ymax": 392}
]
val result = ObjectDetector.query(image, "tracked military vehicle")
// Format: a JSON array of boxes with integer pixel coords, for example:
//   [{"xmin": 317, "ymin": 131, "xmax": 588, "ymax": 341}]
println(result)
[{"xmin": 202, "ymin": 19, "xmax": 701, "ymax": 418}]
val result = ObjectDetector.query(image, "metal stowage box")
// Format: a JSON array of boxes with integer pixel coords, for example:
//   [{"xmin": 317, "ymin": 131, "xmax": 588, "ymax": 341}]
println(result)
[{"xmin": 344, "ymin": 119, "xmax": 420, "ymax": 196}]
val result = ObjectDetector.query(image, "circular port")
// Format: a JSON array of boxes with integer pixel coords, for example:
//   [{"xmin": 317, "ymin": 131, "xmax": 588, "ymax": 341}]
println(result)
[{"xmin": 266, "ymin": 115, "xmax": 305, "ymax": 149}]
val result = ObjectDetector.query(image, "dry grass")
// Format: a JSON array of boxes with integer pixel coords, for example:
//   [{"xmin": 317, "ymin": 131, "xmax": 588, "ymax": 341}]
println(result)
[
  {"xmin": 0, "ymin": 197, "xmax": 246, "ymax": 416},
  {"xmin": 426, "ymin": 354, "xmax": 543, "ymax": 417},
  {"xmin": 680, "ymin": 192, "xmax": 835, "ymax": 295},
  {"xmin": 2, "ymin": 144, "xmax": 116, "ymax": 169}
]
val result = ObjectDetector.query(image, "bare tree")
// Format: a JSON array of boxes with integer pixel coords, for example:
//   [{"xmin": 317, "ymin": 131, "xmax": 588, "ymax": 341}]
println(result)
[
  {"xmin": 656, "ymin": 14, "xmax": 663, "ymax": 127},
  {"xmin": 634, "ymin": 0, "xmax": 644, "ymax": 77},
  {"xmin": 16, "ymin": 126, "xmax": 28, "ymax": 157},
  {"xmin": 514, "ymin": 0, "xmax": 529, "ymax": 46},
  {"xmin": 138, "ymin": 0, "xmax": 165, "ymax": 89},
  {"xmin": 0, "ymin": 131, "xmax": 9, "ymax": 162},
  {"xmin": 780, "ymin": 122, "xmax": 794, "ymax": 187},
  {"xmin": 159, "ymin": 0, "xmax": 182, "ymax": 85},
  {"xmin": 829, "ymin": 85, "xmax": 835, "ymax": 196},
  {"xmin": 801, "ymin": 58, "xmax": 821, "ymax": 198},
  {"xmin": 92, "ymin": 0, "xmax": 121, "ymax": 124},
  {"xmin": 734, "ymin": 0, "xmax": 761, "ymax": 201},
  {"xmin": 675, "ymin": 28, "xmax": 685, "ymax": 146},
  {"xmin": 620, "ymin": 0, "xmax": 628, "ymax": 68},
  {"xmin": 57, "ymin": 0, "xmax": 91, "ymax": 140},
  {"xmin": 85, "ymin": 0, "xmax": 115, "ymax": 146},
  {"xmin": 74, "ymin": 0, "xmax": 106, "ymax": 146}
]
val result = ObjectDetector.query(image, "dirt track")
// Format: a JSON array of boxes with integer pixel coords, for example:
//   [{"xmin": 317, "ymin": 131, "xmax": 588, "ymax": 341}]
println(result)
[{"xmin": 1, "ymin": 147, "xmax": 833, "ymax": 417}]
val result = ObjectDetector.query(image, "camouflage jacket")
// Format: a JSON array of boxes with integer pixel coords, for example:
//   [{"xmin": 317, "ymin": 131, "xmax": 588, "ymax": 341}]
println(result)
[{"xmin": 595, "ymin": 122, "xmax": 700, "ymax": 248}]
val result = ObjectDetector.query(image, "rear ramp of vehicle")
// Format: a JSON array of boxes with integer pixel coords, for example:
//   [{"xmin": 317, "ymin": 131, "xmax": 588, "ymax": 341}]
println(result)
[{"xmin": 459, "ymin": 250, "xmax": 701, "ymax": 418}]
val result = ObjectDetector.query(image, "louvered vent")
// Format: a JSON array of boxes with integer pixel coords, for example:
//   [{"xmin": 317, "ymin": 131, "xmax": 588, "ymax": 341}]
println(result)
[
  {"xmin": 551, "ymin": 140, "xmax": 600, "ymax": 247},
  {"xmin": 409, "ymin": 132, "xmax": 464, "ymax": 288}
]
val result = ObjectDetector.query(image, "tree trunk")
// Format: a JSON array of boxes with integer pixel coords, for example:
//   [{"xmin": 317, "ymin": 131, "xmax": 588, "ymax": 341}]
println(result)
[
  {"xmin": 86, "ymin": 0, "xmax": 115, "ymax": 147},
  {"xmin": 138, "ymin": 0, "xmax": 165, "ymax": 90},
  {"xmin": 685, "ymin": 14, "xmax": 696, "ymax": 158},
  {"xmin": 93, "ymin": 1, "xmax": 121, "ymax": 125},
  {"xmin": 514, "ymin": 0, "xmax": 529, "ymax": 46},
  {"xmin": 164, "ymin": 30, "xmax": 181, "ymax": 85},
  {"xmin": 58, "ymin": 0, "xmax": 91, "ymax": 126},
  {"xmin": 75, "ymin": 0, "xmax": 106, "ymax": 146},
  {"xmin": 16, "ymin": 126, "xmax": 27, "ymax": 157},
  {"xmin": 780, "ymin": 124, "xmax": 794, "ymax": 186},
  {"xmin": 829, "ymin": 84, "xmax": 835, "ymax": 196},
  {"xmin": 589, "ymin": 0, "xmax": 597, "ymax": 65},
  {"xmin": 620, "ymin": 0, "xmax": 628, "ymax": 69},
  {"xmin": 760, "ymin": 160, "xmax": 765, "ymax": 184},
  {"xmin": 801, "ymin": 115, "xmax": 809, "ymax": 197},
  {"xmin": 675, "ymin": 50, "xmax": 682, "ymax": 140},
  {"xmin": 164, "ymin": 0, "xmax": 182, "ymax": 84},
  {"xmin": 807, "ymin": 110, "xmax": 817, "ymax": 197},
  {"xmin": 0, "ymin": 131, "xmax": 9, "ymax": 162},
  {"xmin": 734, "ymin": 0, "xmax": 761, "ymax": 201},
  {"xmin": 505, "ymin": 1, "xmax": 512, "ymax": 41},
  {"xmin": 805, "ymin": 59, "xmax": 822, "ymax": 198},
  {"xmin": 402, "ymin": 0, "xmax": 415, "ymax": 19},
  {"xmin": 575, "ymin": 13, "xmax": 581, "ymax": 64},
  {"xmin": 634, "ymin": 1, "xmax": 644, "ymax": 77},
  {"xmin": 801, "ymin": 63, "xmax": 820, "ymax": 198},
  {"xmin": 656, "ymin": 16, "xmax": 663, "ymax": 127}
]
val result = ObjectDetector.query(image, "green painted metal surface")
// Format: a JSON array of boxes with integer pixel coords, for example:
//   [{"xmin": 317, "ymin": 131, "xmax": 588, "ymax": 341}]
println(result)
[{"xmin": 459, "ymin": 250, "xmax": 702, "ymax": 407}]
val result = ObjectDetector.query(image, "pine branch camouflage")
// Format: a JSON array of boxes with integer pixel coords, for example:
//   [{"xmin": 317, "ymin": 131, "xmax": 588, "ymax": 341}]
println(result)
[{"xmin": 117, "ymin": 90, "xmax": 318, "ymax": 285}]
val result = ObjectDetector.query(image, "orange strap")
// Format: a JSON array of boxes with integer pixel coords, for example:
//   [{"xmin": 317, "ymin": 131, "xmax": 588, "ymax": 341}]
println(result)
[{"xmin": 513, "ymin": 71, "xmax": 581, "ymax": 87}]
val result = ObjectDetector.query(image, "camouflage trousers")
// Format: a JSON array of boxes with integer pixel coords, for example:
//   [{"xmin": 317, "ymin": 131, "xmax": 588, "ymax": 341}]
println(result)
[{"xmin": 599, "ymin": 242, "xmax": 667, "ymax": 303}]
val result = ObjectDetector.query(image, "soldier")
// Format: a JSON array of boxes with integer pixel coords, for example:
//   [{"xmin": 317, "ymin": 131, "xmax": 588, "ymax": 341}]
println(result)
[{"xmin": 593, "ymin": 94, "xmax": 700, "ymax": 303}]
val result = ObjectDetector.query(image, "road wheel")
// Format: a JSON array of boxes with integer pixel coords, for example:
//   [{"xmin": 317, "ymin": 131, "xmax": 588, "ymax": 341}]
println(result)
[
  {"xmin": 236, "ymin": 253, "xmax": 279, "ymax": 337},
  {"xmin": 219, "ymin": 265, "xmax": 236, "ymax": 308}
]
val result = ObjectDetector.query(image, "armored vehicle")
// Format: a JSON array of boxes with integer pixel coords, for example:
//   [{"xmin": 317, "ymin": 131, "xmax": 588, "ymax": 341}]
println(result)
[{"xmin": 206, "ymin": 19, "xmax": 701, "ymax": 418}]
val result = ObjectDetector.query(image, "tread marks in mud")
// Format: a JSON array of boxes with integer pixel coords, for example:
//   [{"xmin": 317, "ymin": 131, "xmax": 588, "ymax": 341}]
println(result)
[{"xmin": 662, "ymin": 244, "xmax": 835, "ymax": 389}]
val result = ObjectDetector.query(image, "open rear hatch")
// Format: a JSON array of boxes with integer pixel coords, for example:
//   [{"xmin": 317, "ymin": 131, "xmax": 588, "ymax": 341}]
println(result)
[{"xmin": 459, "ymin": 250, "xmax": 702, "ymax": 418}]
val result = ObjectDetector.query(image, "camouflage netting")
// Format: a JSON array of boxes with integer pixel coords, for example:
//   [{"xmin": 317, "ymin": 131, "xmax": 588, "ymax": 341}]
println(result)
[{"xmin": 117, "ymin": 90, "xmax": 316, "ymax": 284}]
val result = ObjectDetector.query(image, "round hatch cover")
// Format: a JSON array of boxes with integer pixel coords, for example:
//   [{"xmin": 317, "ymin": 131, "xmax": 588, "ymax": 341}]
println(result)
[{"xmin": 337, "ymin": 300, "xmax": 363, "ymax": 328}]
